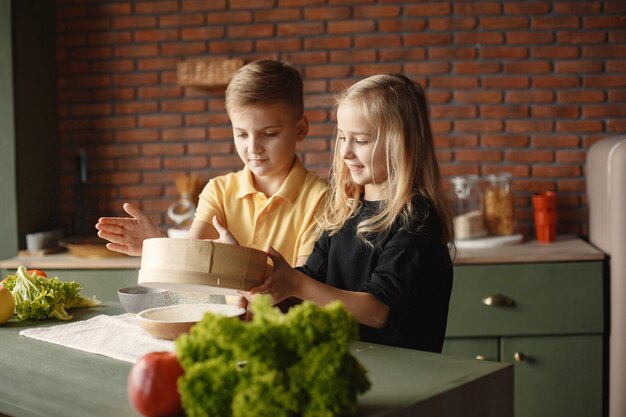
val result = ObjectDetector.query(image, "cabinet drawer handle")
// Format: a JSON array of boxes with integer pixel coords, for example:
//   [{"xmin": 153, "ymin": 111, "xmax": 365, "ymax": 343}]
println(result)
[
  {"xmin": 475, "ymin": 355, "xmax": 487, "ymax": 361},
  {"xmin": 514, "ymin": 352, "xmax": 525, "ymax": 362},
  {"xmin": 482, "ymin": 293, "xmax": 514, "ymax": 307}
]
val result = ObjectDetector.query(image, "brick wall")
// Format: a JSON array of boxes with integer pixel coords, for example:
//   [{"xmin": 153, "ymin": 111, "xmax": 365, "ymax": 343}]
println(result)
[{"xmin": 55, "ymin": 0, "xmax": 626, "ymax": 238}]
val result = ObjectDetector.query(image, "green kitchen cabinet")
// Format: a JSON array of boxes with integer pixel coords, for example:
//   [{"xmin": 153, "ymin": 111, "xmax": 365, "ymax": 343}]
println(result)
[
  {"xmin": 442, "ymin": 337, "xmax": 499, "ymax": 362},
  {"xmin": 443, "ymin": 241, "xmax": 605, "ymax": 417},
  {"xmin": 502, "ymin": 335, "xmax": 602, "ymax": 417}
]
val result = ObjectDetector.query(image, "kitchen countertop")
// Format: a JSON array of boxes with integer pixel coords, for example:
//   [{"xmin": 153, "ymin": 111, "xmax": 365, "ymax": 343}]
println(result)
[
  {"xmin": 0, "ymin": 272, "xmax": 513, "ymax": 417},
  {"xmin": 0, "ymin": 236, "xmax": 605, "ymax": 271},
  {"xmin": 454, "ymin": 235, "xmax": 604, "ymax": 265},
  {"xmin": 0, "ymin": 252, "xmax": 141, "ymax": 270}
]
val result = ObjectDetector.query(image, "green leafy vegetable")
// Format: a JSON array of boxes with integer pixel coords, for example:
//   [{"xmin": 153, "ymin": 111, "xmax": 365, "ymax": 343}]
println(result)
[
  {"xmin": 175, "ymin": 296, "xmax": 371, "ymax": 417},
  {"xmin": 2, "ymin": 266, "xmax": 101, "ymax": 321}
]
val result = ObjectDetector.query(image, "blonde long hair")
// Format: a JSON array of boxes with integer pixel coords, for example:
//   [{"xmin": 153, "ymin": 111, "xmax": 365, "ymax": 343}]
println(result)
[{"xmin": 321, "ymin": 74, "xmax": 454, "ymax": 246}]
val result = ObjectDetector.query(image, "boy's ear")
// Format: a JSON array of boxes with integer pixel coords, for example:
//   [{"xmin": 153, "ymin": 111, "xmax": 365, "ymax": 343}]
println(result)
[{"xmin": 296, "ymin": 115, "xmax": 309, "ymax": 142}]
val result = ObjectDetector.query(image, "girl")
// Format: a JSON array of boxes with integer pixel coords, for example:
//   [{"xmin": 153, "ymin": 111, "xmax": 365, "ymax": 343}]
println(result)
[{"xmin": 250, "ymin": 74, "xmax": 454, "ymax": 352}]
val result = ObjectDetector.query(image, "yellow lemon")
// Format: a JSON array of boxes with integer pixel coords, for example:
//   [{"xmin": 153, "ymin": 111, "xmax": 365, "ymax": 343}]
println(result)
[{"xmin": 0, "ymin": 285, "xmax": 15, "ymax": 325}]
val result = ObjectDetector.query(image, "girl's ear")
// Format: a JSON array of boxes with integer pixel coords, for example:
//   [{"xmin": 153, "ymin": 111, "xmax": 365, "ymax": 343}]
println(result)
[{"xmin": 296, "ymin": 115, "xmax": 309, "ymax": 143}]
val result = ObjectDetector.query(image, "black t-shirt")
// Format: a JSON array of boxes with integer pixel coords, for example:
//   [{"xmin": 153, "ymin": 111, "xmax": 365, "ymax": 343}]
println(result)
[{"xmin": 298, "ymin": 196, "xmax": 453, "ymax": 352}]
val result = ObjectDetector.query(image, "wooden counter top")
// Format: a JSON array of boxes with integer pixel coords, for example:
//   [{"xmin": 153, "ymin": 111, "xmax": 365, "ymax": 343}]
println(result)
[
  {"xmin": 454, "ymin": 236, "xmax": 605, "ymax": 265},
  {"xmin": 0, "ymin": 237, "xmax": 604, "ymax": 271},
  {"xmin": 0, "ymin": 253, "xmax": 140, "ymax": 270}
]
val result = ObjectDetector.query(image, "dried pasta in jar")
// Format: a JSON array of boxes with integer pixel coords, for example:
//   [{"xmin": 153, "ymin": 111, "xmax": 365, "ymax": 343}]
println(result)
[{"xmin": 484, "ymin": 173, "xmax": 515, "ymax": 236}]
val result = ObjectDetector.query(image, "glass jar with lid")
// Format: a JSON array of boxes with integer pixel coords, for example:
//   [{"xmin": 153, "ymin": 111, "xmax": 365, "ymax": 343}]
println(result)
[
  {"xmin": 448, "ymin": 175, "xmax": 486, "ymax": 240},
  {"xmin": 483, "ymin": 173, "xmax": 515, "ymax": 236}
]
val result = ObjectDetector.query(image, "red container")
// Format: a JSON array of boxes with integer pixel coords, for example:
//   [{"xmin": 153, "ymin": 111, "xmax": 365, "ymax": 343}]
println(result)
[
  {"xmin": 532, "ymin": 191, "xmax": 557, "ymax": 211},
  {"xmin": 532, "ymin": 191, "xmax": 557, "ymax": 243},
  {"xmin": 535, "ymin": 223, "xmax": 556, "ymax": 242},
  {"xmin": 533, "ymin": 211, "xmax": 557, "ymax": 243},
  {"xmin": 533, "ymin": 210, "xmax": 557, "ymax": 226}
]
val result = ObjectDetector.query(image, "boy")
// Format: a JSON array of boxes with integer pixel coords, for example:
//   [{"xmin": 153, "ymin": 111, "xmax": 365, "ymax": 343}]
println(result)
[{"xmin": 96, "ymin": 59, "xmax": 328, "ymax": 268}]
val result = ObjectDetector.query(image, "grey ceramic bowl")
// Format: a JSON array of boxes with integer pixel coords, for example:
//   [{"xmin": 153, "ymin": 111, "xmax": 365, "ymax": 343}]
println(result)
[{"xmin": 118, "ymin": 286, "xmax": 170, "ymax": 314}]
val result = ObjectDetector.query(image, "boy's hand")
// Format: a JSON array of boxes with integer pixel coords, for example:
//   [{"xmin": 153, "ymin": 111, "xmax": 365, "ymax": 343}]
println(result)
[
  {"xmin": 250, "ymin": 246, "xmax": 297, "ymax": 305},
  {"xmin": 95, "ymin": 203, "xmax": 162, "ymax": 256},
  {"xmin": 211, "ymin": 216, "xmax": 239, "ymax": 246}
]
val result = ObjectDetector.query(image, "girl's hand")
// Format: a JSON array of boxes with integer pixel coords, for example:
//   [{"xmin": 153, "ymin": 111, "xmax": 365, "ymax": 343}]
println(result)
[
  {"xmin": 250, "ymin": 246, "xmax": 298, "ymax": 305},
  {"xmin": 95, "ymin": 203, "xmax": 162, "ymax": 256},
  {"xmin": 210, "ymin": 216, "xmax": 239, "ymax": 245},
  {"xmin": 236, "ymin": 291, "xmax": 261, "ymax": 321}
]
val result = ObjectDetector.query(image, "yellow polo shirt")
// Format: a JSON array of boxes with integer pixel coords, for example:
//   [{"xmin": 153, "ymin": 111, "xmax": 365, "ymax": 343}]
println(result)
[{"xmin": 194, "ymin": 158, "xmax": 328, "ymax": 266}]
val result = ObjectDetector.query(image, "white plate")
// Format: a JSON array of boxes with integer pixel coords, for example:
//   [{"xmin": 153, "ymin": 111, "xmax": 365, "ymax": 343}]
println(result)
[
  {"xmin": 137, "ymin": 303, "xmax": 244, "ymax": 323},
  {"xmin": 136, "ymin": 303, "xmax": 245, "ymax": 340},
  {"xmin": 455, "ymin": 234, "xmax": 524, "ymax": 250}
]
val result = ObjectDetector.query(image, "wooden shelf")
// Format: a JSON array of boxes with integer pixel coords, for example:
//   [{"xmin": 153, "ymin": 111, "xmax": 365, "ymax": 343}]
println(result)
[{"xmin": 176, "ymin": 58, "xmax": 244, "ymax": 87}]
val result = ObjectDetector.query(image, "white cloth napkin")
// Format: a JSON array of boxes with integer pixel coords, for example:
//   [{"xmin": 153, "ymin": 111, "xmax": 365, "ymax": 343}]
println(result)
[{"xmin": 20, "ymin": 314, "xmax": 174, "ymax": 363}]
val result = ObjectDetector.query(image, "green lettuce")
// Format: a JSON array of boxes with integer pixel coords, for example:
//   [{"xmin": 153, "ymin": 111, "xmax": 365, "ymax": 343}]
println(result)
[
  {"xmin": 2, "ymin": 266, "xmax": 101, "ymax": 321},
  {"xmin": 175, "ymin": 296, "xmax": 371, "ymax": 417}
]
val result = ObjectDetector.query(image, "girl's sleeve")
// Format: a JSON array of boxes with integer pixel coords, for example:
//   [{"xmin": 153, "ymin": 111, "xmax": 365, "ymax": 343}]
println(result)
[
  {"xmin": 296, "ymin": 231, "xmax": 330, "ymax": 283},
  {"xmin": 360, "ymin": 229, "xmax": 453, "ymax": 351},
  {"xmin": 360, "ymin": 231, "xmax": 423, "ymax": 309}
]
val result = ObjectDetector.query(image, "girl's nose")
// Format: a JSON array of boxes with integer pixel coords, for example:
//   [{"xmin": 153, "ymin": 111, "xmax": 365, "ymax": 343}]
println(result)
[{"xmin": 340, "ymin": 140, "xmax": 354, "ymax": 159}]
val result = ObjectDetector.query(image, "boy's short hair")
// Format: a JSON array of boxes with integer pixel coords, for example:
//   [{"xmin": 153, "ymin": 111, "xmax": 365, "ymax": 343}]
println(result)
[{"xmin": 225, "ymin": 59, "xmax": 304, "ymax": 120}]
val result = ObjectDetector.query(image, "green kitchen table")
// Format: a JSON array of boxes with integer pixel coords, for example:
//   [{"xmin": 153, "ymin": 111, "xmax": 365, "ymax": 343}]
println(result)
[{"xmin": 0, "ymin": 272, "xmax": 512, "ymax": 417}]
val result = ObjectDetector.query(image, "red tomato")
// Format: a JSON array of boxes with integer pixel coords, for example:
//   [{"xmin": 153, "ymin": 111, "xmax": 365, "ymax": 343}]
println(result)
[
  {"xmin": 27, "ymin": 269, "xmax": 47, "ymax": 278},
  {"xmin": 127, "ymin": 351, "xmax": 184, "ymax": 417}
]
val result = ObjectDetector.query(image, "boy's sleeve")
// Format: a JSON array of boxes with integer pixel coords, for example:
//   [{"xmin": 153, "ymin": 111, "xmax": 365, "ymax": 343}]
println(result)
[
  {"xmin": 296, "ymin": 215, "xmax": 321, "ymax": 258},
  {"xmin": 296, "ymin": 188, "xmax": 328, "ymax": 259},
  {"xmin": 194, "ymin": 179, "xmax": 224, "ymax": 224}
]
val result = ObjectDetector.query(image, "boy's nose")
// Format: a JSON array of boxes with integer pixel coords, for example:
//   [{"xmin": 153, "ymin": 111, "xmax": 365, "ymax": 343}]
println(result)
[{"xmin": 248, "ymin": 136, "xmax": 263, "ymax": 153}]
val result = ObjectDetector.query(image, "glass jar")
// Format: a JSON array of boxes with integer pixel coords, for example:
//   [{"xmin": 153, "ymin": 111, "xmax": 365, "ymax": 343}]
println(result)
[
  {"xmin": 483, "ymin": 173, "xmax": 515, "ymax": 236},
  {"xmin": 449, "ymin": 175, "xmax": 486, "ymax": 240}
]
